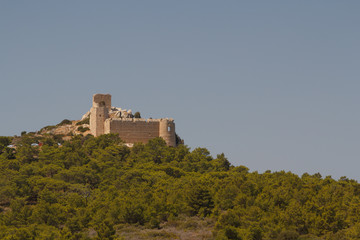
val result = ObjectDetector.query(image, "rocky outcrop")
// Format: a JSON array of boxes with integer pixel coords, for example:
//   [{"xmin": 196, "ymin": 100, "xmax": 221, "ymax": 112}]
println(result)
[
  {"xmin": 108, "ymin": 107, "xmax": 133, "ymax": 119},
  {"xmin": 81, "ymin": 111, "xmax": 90, "ymax": 120}
]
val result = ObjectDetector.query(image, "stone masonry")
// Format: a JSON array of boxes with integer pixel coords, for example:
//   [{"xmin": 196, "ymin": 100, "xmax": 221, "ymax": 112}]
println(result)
[{"xmin": 90, "ymin": 94, "xmax": 176, "ymax": 147}]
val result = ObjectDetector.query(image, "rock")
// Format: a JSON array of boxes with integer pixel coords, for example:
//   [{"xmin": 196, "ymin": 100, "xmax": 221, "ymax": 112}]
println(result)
[
  {"xmin": 81, "ymin": 111, "xmax": 90, "ymax": 120},
  {"xmin": 114, "ymin": 111, "xmax": 121, "ymax": 118}
]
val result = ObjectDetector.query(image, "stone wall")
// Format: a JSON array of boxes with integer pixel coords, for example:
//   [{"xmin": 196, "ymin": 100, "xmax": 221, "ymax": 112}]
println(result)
[{"xmin": 104, "ymin": 118, "xmax": 160, "ymax": 144}]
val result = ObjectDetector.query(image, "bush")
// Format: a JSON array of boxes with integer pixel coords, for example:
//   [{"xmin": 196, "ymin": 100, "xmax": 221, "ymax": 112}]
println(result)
[
  {"xmin": 77, "ymin": 126, "xmax": 90, "ymax": 133},
  {"xmin": 176, "ymin": 133, "xmax": 184, "ymax": 145},
  {"xmin": 134, "ymin": 112, "xmax": 141, "ymax": 118},
  {"xmin": 53, "ymin": 134, "xmax": 65, "ymax": 143},
  {"xmin": 0, "ymin": 136, "xmax": 12, "ymax": 152},
  {"xmin": 57, "ymin": 119, "xmax": 72, "ymax": 126},
  {"xmin": 277, "ymin": 230, "xmax": 300, "ymax": 240},
  {"xmin": 41, "ymin": 125, "xmax": 56, "ymax": 132},
  {"xmin": 76, "ymin": 117, "xmax": 90, "ymax": 125},
  {"xmin": 216, "ymin": 226, "xmax": 242, "ymax": 240}
]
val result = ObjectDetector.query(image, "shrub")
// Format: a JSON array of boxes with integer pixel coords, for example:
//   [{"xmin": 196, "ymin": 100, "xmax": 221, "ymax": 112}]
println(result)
[
  {"xmin": 76, "ymin": 117, "xmax": 90, "ymax": 125},
  {"xmin": 57, "ymin": 119, "xmax": 72, "ymax": 126},
  {"xmin": 53, "ymin": 134, "xmax": 65, "ymax": 143},
  {"xmin": 277, "ymin": 230, "xmax": 300, "ymax": 240},
  {"xmin": 134, "ymin": 112, "xmax": 141, "ymax": 118},
  {"xmin": 216, "ymin": 226, "xmax": 242, "ymax": 240},
  {"xmin": 176, "ymin": 133, "xmax": 184, "ymax": 145},
  {"xmin": 40, "ymin": 125, "xmax": 56, "ymax": 132},
  {"xmin": 0, "ymin": 136, "xmax": 12, "ymax": 152},
  {"xmin": 77, "ymin": 126, "xmax": 90, "ymax": 133}
]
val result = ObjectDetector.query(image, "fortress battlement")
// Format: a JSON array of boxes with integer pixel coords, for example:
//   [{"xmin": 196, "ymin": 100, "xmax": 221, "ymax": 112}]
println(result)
[
  {"xmin": 90, "ymin": 94, "xmax": 176, "ymax": 146},
  {"xmin": 107, "ymin": 118, "xmax": 175, "ymax": 123}
]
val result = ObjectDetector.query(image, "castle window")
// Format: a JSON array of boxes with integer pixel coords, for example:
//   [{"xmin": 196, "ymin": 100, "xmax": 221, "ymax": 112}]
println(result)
[{"xmin": 168, "ymin": 126, "xmax": 171, "ymax": 132}]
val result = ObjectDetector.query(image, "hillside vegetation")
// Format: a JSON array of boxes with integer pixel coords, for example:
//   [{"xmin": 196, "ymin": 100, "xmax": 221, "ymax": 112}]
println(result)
[{"xmin": 1, "ymin": 134, "xmax": 360, "ymax": 239}]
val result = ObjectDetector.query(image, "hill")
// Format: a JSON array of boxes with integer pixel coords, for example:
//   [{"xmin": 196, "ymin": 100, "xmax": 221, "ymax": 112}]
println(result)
[{"xmin": 1, "ymin": 133, "xmax": 360, "ymax": 240}]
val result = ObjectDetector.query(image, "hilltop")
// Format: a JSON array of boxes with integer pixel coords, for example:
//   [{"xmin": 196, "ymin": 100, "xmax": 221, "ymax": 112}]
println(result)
[
  {"xmin": 40, "ymin": 118, "xmax": 91, "ymax": 140},
  {"xmin": 9, "ymin": 117, "xmax": 91, "ymax": 147},
  {"xmin": 11, "ymin": 92, "xmax": 180, "ymax": 148},
  {"xmin": 1, "ymin": 133, "xmax": 360, "ymax": 240}
]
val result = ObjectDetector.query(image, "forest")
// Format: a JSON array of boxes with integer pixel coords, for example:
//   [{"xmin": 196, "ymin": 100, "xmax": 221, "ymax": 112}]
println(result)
[{"xmin": 1, "ymin": 134, "xmax": 360, "ymax": 240}]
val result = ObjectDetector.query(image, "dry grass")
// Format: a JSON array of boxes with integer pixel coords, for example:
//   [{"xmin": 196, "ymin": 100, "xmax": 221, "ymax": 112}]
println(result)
[{"xmin": 117, "ymin": 216, "xmax": 215, "ymax": 240}]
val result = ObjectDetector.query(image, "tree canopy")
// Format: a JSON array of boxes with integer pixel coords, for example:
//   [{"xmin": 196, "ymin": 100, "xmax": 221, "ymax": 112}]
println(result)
[{"xmin": 0, "ymin": 134, "xmax": 360, "ymax": 239}]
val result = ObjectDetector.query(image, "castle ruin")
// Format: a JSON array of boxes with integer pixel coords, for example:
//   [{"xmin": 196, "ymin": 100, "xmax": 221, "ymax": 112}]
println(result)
[{"xmin": 90, "ymin": 94, "xmax": 176, "ymax": 147}]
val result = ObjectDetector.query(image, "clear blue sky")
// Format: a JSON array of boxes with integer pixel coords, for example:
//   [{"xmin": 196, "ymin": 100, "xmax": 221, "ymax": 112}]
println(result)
[{"xmin": 1, "ymin": 1, "xmax": 360, "ymax": 180}]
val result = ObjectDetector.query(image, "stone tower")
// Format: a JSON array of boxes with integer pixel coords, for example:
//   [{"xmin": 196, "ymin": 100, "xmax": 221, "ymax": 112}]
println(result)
[
  {"xmin": 159, "ymin": 119, "xmax": 176, "ymax": 147},
  {"xmin": 90, "ymin": 94, "xmax": 111, "ymax": 137}
]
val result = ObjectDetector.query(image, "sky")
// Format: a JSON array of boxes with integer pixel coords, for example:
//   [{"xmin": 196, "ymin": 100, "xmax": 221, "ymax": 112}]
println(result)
[{"xmin": 1, "ymin": 1, "xmax": 360, "ymax": 180}]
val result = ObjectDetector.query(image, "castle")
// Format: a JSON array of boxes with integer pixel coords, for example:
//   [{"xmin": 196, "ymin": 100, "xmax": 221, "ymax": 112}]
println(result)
[{"xmin": 90, "ymin": 94, "xmax": 176, "ymax": 147}]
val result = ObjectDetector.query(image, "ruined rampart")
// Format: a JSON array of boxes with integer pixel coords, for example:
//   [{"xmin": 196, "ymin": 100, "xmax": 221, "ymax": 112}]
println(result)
[{"xmin": 90, "ymin": 94, "xmax": 176, "ymax": 146}]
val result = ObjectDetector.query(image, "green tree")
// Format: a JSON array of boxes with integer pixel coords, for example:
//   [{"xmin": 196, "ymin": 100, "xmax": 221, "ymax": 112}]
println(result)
[
  {"xmin": 186, "ymin": 184, "xmax": 214, "ymax": 217},
  {"xmin": 95, "ymin": 220, "xmax": 116, "ymax": 240},
  {"xmin": 0, "ymin": 137, "xmax": 11, "ymax": 152}
]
